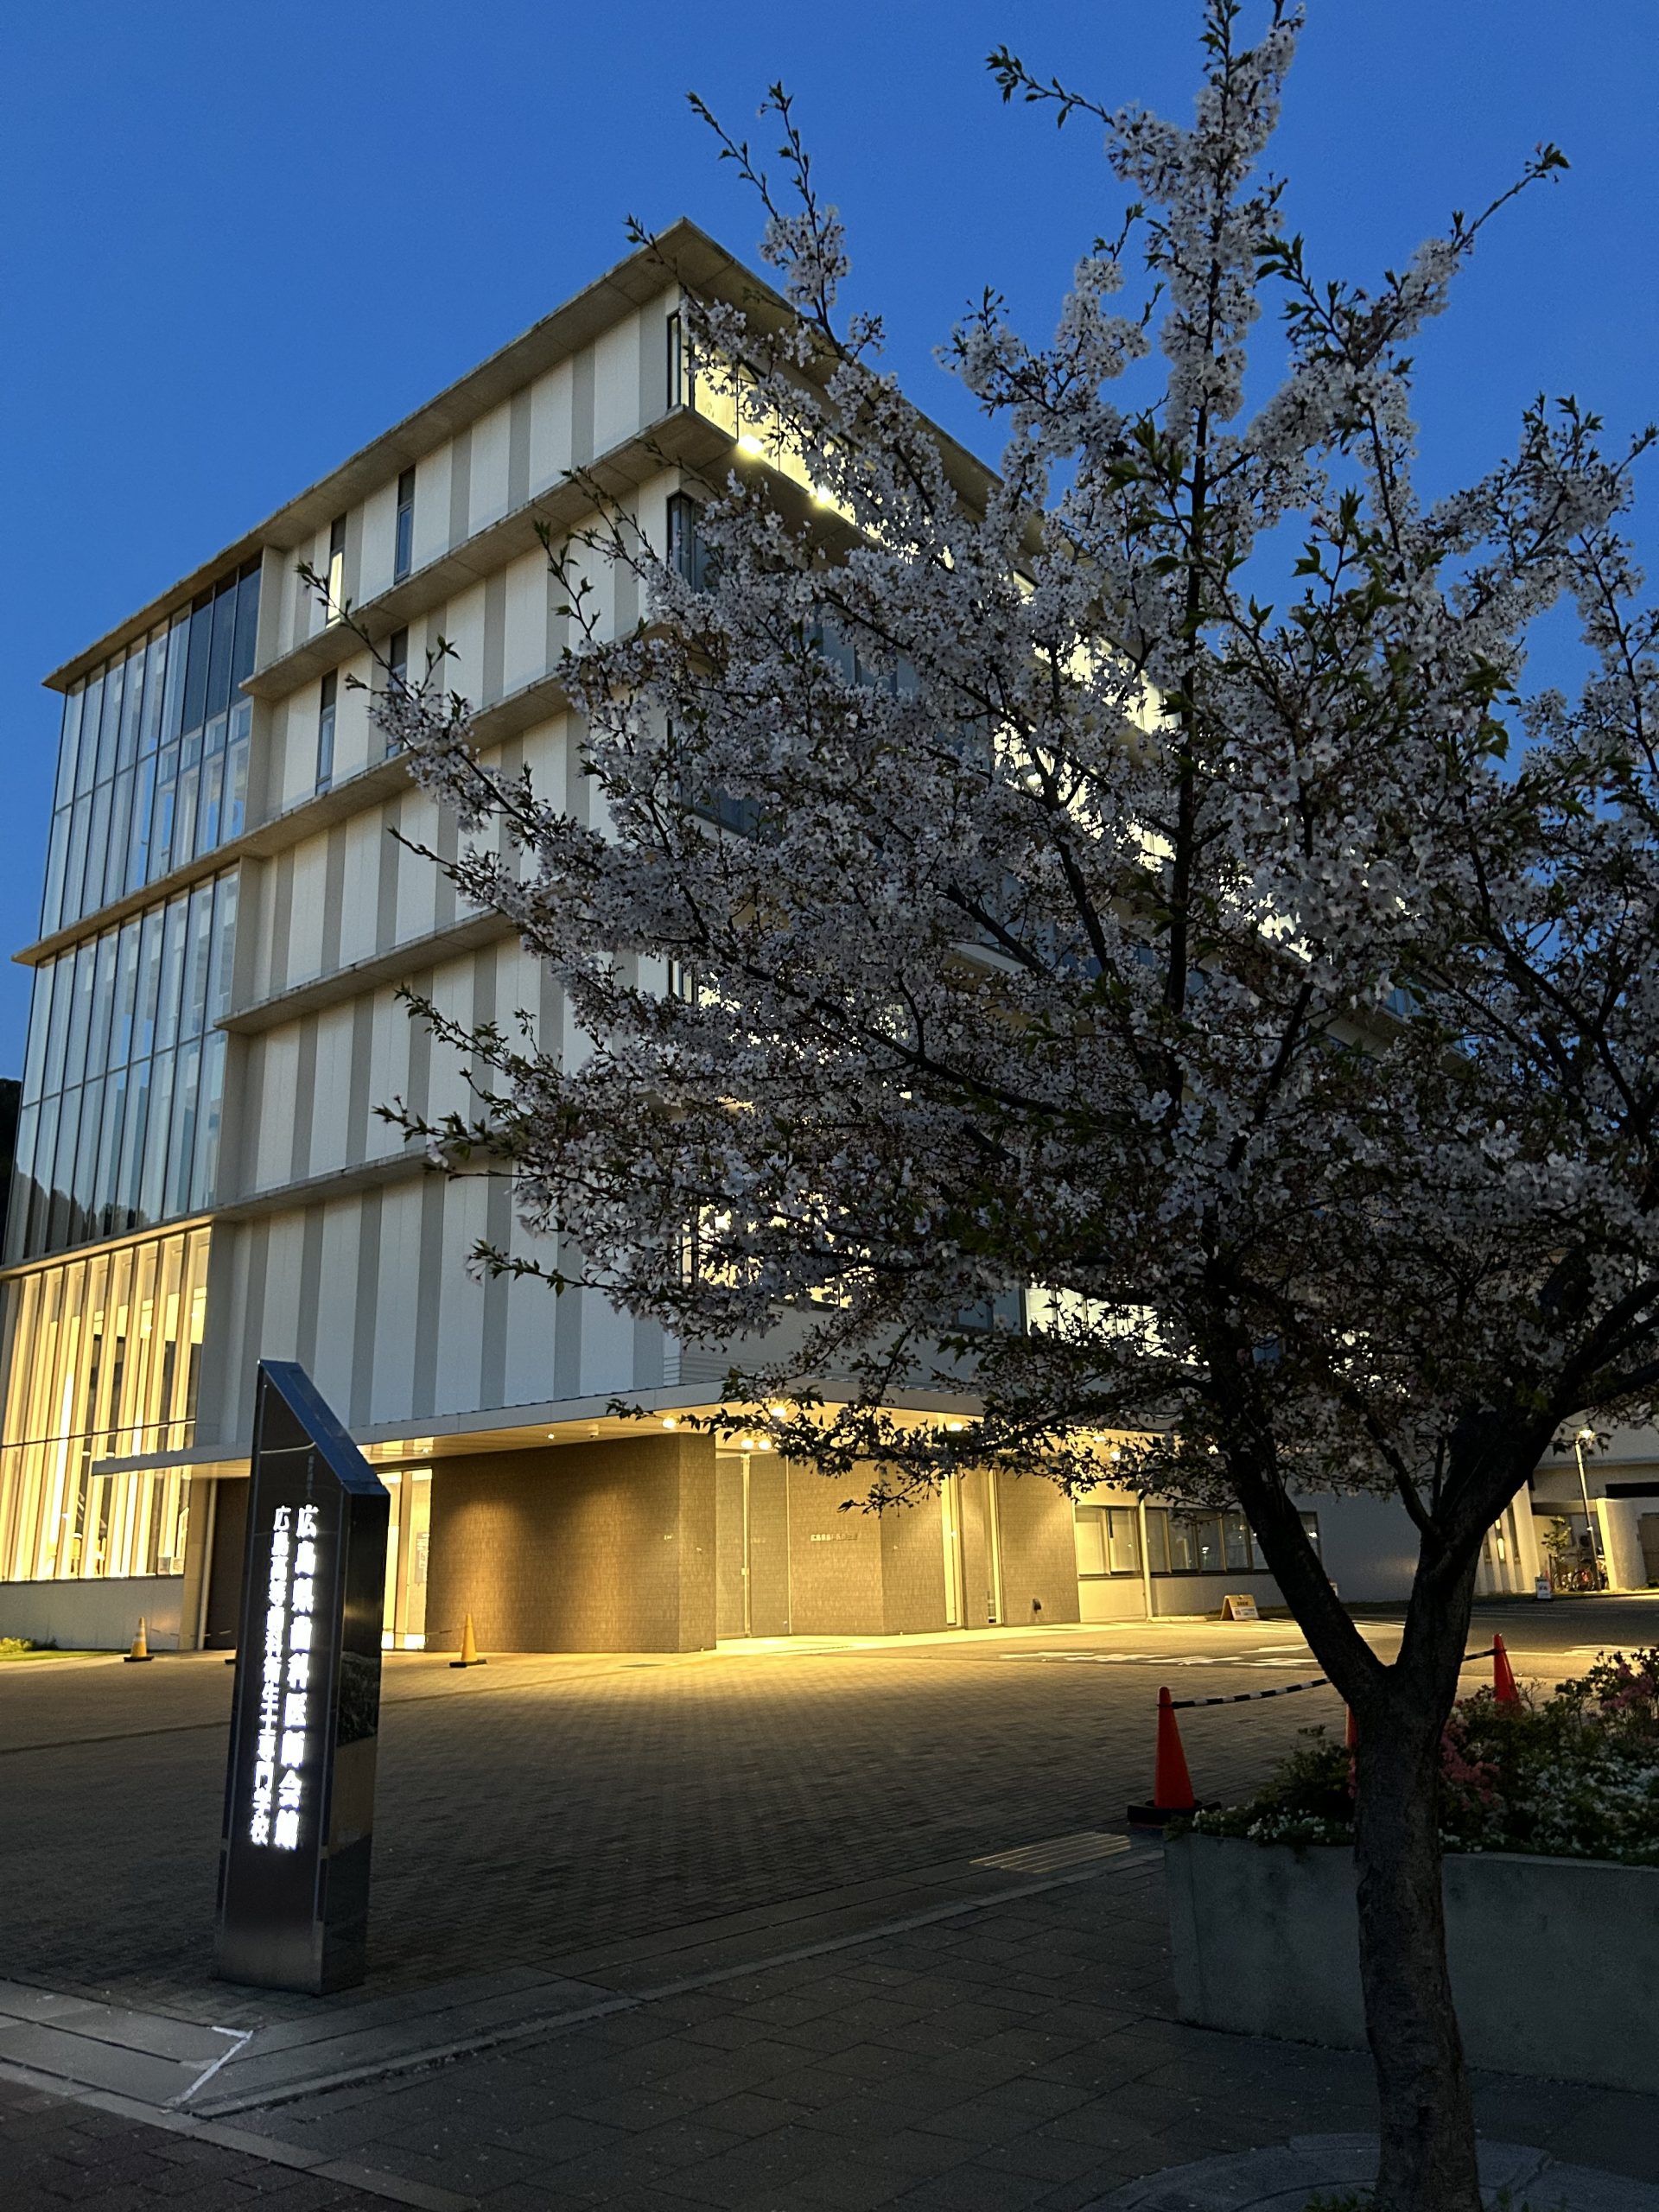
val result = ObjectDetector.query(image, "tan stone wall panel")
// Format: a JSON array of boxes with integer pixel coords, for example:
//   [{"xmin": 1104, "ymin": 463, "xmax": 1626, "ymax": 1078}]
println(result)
[
  {"xmin": 879, "ymin": 1494, "xmax": 948, "ymax": 1636},
  {"xmin": 425, "ymin": 1433, "xmax": 716, "ymax": 1653},
  {"xmin": 785, "ymin": 1466, "xmax": 883, "ymax": 1637},
  {"xmin": 994, "ymin": 1471, "xmax": 1081, "ymax": 1627}
]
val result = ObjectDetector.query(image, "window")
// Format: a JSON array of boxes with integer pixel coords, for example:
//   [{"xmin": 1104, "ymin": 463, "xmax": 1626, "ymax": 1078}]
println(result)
[
  {"xmin": 1073, "ymin": 1503, "xmax": 1143, "ymax": 1578},
  {"xmin": 1107, "ymin": 1507, "xmax": 1142, "ymax": 1575},
  {"xmin": 384, "ymin": 631, "xmax": 408, "ymax": 757},
  {"xmin": 666, "ymin": 311, "xmax": 689, "ymax": 410},
  {"xmin": 1145, "ymin": 1507, "xmax": 1260, "ymax": 1576},
  {"xmin": 667, "ymin": 492, "xmax": 709, "ymax": 590},
  {"xmin": 316, "ymin": 671, "xmax": 337, "ymax": 792},
  {"xmin": 1074, "ymin": 1509, "xmax": 1106, "ymax": 1578},
  {"xmin": 951, "ymin": 1289, "xmax": 1025, "ymax": 1333},
  {"xmin": 326, "ymin": 515, "xmax": 346, "ymax": 624},
  {"xmin": 394, "ymin": 468, "xmax": 416, "ymax": 582}
]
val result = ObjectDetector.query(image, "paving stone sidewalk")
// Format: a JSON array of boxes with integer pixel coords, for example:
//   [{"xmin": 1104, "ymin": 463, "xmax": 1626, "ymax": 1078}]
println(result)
[
  {"xmin": 193, "ymin": 1855, "xmax": 1656, "ymax": 2212},
  {"xmin": 0, "ymin": 2077, "xmax": 396, "ymax": 2211},
  {"xmin": 1095, "ymin": 2133, "xmax": 1659, "ymax": 2209}
]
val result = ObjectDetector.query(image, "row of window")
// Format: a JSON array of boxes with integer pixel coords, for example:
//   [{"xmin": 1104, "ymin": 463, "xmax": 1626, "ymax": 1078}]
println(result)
[
  {"xmin": 43, "ymin": 563, "xmax": 260, "ymax": 939},
  {"xmin": 1073, "ymin": 1503, "xmax": 1323, "ymax": 1579},
  {"xmin": 8, "ymin": 875, "xmax": 238, "ymax": 1263}
]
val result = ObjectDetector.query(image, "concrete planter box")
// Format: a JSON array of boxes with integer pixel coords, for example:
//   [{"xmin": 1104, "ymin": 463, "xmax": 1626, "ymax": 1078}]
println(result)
[{"xmin": 1166, "ymin": 1830, "xmax": 1659, "ymax": 2094}]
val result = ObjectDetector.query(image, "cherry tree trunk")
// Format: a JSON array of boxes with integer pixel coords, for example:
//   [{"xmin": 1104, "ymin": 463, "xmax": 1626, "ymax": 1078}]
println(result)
[{"xmin": 1351, "ymin": 1694, "xmax": 1480, "ymax": 2211}]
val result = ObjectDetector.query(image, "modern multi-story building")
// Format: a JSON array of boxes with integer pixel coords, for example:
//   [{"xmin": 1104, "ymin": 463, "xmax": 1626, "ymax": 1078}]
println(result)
[{"xmin": 0, "ymin": 226, "xmax": 1567, "ymax": 1656}]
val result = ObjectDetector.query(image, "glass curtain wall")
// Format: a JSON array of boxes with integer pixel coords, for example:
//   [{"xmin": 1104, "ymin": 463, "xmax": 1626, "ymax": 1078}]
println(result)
[
  {"xmin": 41, "ymin": 559, "xmax": 259, "ymax": 941},
  {"xmin": 0, "ymin": 1225, "xmax": 209, "ymax": 1581},
  {"xmin": 7, "ymin": 872, "xmax": 238, "ymax": 1263}
]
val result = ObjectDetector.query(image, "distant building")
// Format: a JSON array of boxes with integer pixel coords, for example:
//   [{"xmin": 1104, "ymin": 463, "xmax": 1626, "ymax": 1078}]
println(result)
[{"xmin": 0, "ymin": 227, "xmax": 1548, "ymax": 1654}]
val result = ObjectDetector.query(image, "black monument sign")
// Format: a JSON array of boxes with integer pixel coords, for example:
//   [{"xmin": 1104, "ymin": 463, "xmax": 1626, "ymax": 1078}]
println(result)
[{"xmin": 216, "ymin": 1362, "xmax": 390, "ymax": 1993}]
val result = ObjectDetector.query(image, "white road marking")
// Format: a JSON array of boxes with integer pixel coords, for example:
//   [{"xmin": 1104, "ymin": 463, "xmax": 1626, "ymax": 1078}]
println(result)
[{"xmin": 170, "ymin": 2026, "xmax": 254, "ymax": 2107}]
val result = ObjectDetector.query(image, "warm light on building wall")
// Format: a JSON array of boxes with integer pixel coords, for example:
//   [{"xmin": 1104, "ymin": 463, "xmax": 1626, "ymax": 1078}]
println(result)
[{"xmin": 0, "ymin": 1224, "xmax": 210, "ymax": 1581}]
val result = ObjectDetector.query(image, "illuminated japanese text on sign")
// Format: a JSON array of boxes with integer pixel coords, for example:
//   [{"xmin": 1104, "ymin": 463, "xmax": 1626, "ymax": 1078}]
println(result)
[{"xmin": 248, "ymin": 1502, "xmax": 320, "ymax": 1851}]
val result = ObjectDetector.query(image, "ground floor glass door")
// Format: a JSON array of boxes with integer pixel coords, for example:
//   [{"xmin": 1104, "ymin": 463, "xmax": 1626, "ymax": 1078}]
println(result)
[{"xmin": 381, "ymin": 1466, "xmax": 431, "ymax": 1648}]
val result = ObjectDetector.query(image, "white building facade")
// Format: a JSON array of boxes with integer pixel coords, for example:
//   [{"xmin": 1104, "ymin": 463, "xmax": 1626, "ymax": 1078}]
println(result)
[{"xmin": 0, "ymin": 226, "xmax": 1553, "ymax": 1656}]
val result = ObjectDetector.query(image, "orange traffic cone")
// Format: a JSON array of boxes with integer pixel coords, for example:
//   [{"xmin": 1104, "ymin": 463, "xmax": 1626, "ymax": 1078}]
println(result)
[
  {"xmin": 449, "ymin": 1611, "xmax": 486, "ymax": 1669},
  {"xmin": 1492, "ymin": 1631, "xmax": 1519, "ymax": 1705},
  {"xmin": 1128, "ymin": 1687, "xmax": 1199, "ymax": 1826},
  {"xmin": 124, "ymin": 1617, "xmax": 152, "ymax": 1663}
]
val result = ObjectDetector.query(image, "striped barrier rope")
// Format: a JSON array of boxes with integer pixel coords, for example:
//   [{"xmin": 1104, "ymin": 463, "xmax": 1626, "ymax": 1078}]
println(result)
[
  {"xmin": 1169, "ymin": 1675, "xmax": 1328, "ymax": 1710},
  {"xmin": 1166, "ymin": 1643, "xmax": 1498, "ymax": 1713}
]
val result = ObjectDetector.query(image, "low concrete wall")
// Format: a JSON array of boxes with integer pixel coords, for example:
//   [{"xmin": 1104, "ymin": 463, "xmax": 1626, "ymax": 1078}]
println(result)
[
  {"xmin": 0, "ymin": 1575, "xmax": 185, "ymax": 1652},
  {"xmin": 1167, "ymin": 1832, "xmax": 1659, "ymax": 2094}
]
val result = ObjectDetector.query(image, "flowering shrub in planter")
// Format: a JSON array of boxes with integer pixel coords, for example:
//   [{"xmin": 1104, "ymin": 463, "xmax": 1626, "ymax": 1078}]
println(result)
[
  {"xmin": 1167, "ymin": 1657, "xmax": 1659, "ymax": 2093},
  {"xmin": 1188, "ymin": 1649, "xmax": 1659, "ymax": 1862}
]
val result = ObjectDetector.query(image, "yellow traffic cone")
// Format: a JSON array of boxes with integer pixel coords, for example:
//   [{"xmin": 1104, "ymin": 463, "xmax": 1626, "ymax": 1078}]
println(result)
[
  {"xmin": 124, "ymin": 1616, "xmax": 153, "ymax": 1663},
  {"xmin": 449, "ymin": 1611, "xmax": 486, "ymax": 1669}
]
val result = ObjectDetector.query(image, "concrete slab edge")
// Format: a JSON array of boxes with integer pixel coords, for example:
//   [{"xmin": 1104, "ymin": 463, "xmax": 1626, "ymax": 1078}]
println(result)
[{"xmin": 0, "ymin": 2056, "xmax": 477, "ymax": 2210}]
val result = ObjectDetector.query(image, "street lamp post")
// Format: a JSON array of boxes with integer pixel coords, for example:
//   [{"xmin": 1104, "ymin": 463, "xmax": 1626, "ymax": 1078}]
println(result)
[{"xmin": 1573, "ymin": 1427, "xmax": 1607, "ymax": 1591}]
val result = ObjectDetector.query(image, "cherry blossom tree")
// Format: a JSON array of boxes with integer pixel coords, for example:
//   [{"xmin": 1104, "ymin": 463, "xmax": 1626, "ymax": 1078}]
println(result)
[{"xmin": 373, "ymin": 5, "xmax": 1658, "ymax": 2203}]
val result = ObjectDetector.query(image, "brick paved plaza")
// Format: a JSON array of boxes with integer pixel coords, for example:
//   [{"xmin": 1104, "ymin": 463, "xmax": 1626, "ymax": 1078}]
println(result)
[
  {"xmin": 0, "ymin": 1617, "xmax": 1379, "ymax": 2010},
  {"xmin": 5, "ymin": 1601, "xmax": 1659, "ymax": 2209}
]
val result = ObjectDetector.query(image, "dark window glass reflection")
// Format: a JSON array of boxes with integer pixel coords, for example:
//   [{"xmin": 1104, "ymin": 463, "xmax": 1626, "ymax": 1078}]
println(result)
[
  {"xmin": 94, "ymin": 658, "xmax": 124, "ymax": 784},
  {"xmin": 232, "ymin": 561, "xmax": 261, "ymax": 688},
  {"xmin": 74, "ymin": 676, "xmax": 102, "ymax": 798},
  {"xmin": 116, "ymin": 648, "xmax": 144, "ymax": 771},
  {"xmin": 182, "ymin": 596, "xmax": 213, "ymax": 734},
  {"xmin": 395, "ymin": 468, "xmax": 416, "ymax": 581},
  {"xmin": 207, "ymin": 582, "xmax": 237, "ymax": 717},
  {"xmin": 54, "ymin": 688, "xmax": 83, "ymax": 811}
]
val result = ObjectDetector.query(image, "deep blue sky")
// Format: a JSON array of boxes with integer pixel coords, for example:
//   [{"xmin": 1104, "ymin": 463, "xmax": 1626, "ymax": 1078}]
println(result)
[{"xmin": 3, "ymin": 2, "xmax": 1655, "ymax": 1071}]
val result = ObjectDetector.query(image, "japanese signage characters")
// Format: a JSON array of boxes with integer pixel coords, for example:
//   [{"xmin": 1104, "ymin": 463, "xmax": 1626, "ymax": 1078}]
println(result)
[{"xmin": 249, "ymin": 1502, "xmax": 321, "ymax": 1851}]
